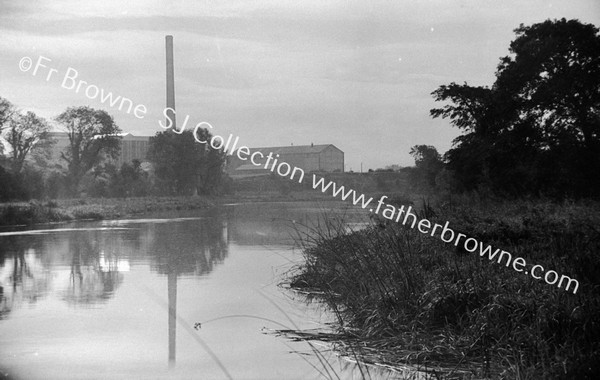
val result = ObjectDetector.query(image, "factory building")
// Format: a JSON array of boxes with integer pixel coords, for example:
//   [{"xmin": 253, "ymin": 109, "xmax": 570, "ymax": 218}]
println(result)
[
  {"xmin": 228, "ymin": 144, "xmax": 344, "ymax": 178},
  {"xmin": 46, "ymin": 132, "xmax": 150, "ymax": 169},
  {"xmin": 114, "ymin": 133, "xmax": 150, "ymax": 167}
]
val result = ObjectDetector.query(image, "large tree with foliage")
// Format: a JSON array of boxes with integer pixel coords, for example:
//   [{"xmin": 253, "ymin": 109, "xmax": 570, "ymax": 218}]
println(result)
[
  {"xmin": 147, "ymin": 129, "xmax": 225, "ymax": 195},
  {"xmin": 431, "ymin": 18, "xmax": 600, "ymax": 197},
  {"xmin": 0, "ymin": 99, "xmax": 49, "ymax": 200},
  {"xmin": 4, "ymin": 111, "xmax": 52, "ymax": 174},
  {"xmin": 56, "ymin": 106, "xmax": 121, "ymax": 195}
]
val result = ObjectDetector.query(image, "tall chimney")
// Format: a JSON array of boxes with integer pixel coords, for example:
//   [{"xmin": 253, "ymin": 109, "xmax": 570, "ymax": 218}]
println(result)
[{"xmin": 165, "ymin": 35, "xmax": 176, "ymax": 129}]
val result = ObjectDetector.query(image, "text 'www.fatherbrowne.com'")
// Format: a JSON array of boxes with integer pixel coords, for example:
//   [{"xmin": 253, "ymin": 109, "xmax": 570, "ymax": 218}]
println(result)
[
  {"xmin": 18, "ymin": 54, "xmax": 580, "ymax": 295},
  {"xmin": 310, "ymin": 175, "xmax": 579, "ymax": 294}
]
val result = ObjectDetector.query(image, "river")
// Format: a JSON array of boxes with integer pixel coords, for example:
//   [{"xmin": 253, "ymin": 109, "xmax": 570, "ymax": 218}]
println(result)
[{"xmin": 0, "ymin": 201, "xmax": 392, "ymax": 380}]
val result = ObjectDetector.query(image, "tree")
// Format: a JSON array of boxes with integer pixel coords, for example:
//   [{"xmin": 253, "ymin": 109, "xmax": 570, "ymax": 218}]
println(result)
[
  {"xmin": 4, "ymin": 111, "xmax": 52, "ymax": 174},
  {"xmin": 496, "ymin": 19, "xmax": 600, "ymax": 150},
  {"xmin": 496, "ymin": 19, "xmax": 600, "ymax": 195},
  {"xmin": 107, "ymin": 160, "xmax": 150, "ymax": 197},
  {"xmin": 0, "ymin": 97, "xmax": 15, "ymax": 131},
  {"xmin": 384, "ymin": 164, "xmax": 403, "ymax": 172},
  {"xmin": 410, "ymin": 145, "xmax": 442, "ymax": 168},
  {"xmin": 409, "ymin": 145, "xmax": 444, "ymax": 188},
  {"xmin": 56, "ymin": 106, "xmax": 121, "ymax": 195},
  {"xmin": 147, "ymin": 129, "xmax": 225, "ymax": 195},
  {"xmin": 431, "ymin": 18, "xmax": 600, "ymax": 197},
  {"xmin": 0, "ymin": 97, "xmax": 16, "ymax": 155}
]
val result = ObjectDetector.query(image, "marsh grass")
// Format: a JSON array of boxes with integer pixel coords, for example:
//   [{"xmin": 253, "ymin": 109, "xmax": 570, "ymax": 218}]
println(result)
[{"xmin": 288, "ymin": 198, "xmax": 600, "ymax": 379}]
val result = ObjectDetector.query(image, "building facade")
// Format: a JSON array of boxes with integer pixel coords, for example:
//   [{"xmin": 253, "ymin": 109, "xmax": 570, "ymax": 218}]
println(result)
[
  {"xmin": 115, "ymin": 134, "xmax": 151, "ymax": 167},
  {"xmin": 46, "ymin": 132, "xmax": 150, "ymax": 169},
  {"xmin": 227, "ymin": 144, "xmax": 344, "ymax": 178}
]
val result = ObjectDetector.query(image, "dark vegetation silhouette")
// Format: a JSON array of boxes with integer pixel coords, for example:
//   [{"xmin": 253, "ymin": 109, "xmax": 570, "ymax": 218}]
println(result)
[
  {"xmin": 431, "ymin": 18, "xmax": 600, "ymax": 198},
  {"xmin": 408, "ymin": 145, "xmax": 444, "ymax": 189},
  {"xmin": 147, "ymin": 129, "xmax": 227, "ymax": 196}
]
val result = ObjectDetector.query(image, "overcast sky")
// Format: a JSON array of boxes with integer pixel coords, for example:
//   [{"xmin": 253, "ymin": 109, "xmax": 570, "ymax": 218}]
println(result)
[{"xmin": 1, "ymin": 0, "xmax": 599, "ymax": 170}]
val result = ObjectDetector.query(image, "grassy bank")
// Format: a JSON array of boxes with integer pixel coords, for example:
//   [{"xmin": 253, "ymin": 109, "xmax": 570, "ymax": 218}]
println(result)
[
  {"xmin": 0, "ymin": 196, "xmax": 215, "ymax": 227},
  {"xmin": 289, "ymin": 197, "xmax": 600, "ymax": 379}
]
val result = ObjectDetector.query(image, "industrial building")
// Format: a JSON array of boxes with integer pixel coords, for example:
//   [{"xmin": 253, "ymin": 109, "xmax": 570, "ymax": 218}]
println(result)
[
  {"xmin": 44, "ymin": 133, "xmax": 343, "ymax": 179},
  {"xmin": 46, "ymin": 132, "xmax": 150, "ymax": 169},
  {"xmin": 228, "ymin": 144, "xmax": 344, "ymax": 178},
  {"xmin": 115, "ymin": 133, "xmax": 150, "ymax": 167}
]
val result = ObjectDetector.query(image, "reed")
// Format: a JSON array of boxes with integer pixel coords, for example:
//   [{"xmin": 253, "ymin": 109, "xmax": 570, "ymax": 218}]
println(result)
[{"xmin": 289, "ymin": 198, "xmax": 600, "ymax": 379}]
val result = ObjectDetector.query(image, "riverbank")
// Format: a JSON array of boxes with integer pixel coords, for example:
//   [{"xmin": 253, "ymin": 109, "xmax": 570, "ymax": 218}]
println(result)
[
  {"xmin": 0, "ymin": 196, "xmax": 215, "ymax": 227},
  {"xmin": 288, "ymin": 196, "xmax": 600, "ymax": 379},
  {"xmin": 0, "ymin": 193, "xmax": 361, "ymax": 227}
]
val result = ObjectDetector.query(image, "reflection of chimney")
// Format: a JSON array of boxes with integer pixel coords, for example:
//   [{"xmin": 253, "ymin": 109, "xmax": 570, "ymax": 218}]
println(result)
[
  {"xmin": 168, "ymin": 271, "xmax": 177, "ymax": 367},
  {"xmin": 166, "ymin": 35, "xmax": 176, "ymax": 129}
]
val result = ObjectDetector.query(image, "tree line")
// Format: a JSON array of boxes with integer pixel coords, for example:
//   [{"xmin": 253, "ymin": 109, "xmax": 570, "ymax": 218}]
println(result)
[
  {"xmin": 0, "ymin": 101, "xmax": 227, "ymax": 201},
  {"xmin": 408, "ymin": 18, "xmax": 600, "ymax": 199}
]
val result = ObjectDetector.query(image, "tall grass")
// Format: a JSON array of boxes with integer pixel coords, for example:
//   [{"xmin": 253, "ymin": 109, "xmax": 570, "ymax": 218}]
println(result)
[{"xmin": 289, "ymin": 198, "xmax": 600, "ymax": 379}]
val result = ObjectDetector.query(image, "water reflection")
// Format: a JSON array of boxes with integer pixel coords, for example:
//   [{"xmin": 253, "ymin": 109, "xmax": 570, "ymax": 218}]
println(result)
[
  {"xmin": 0, "ymin": 211, "xmax": 230, "ymax": 372},
  {"xmin": 0, "ymin": 236, "xmax": 51, "ymax": 319},
  {"xmin": 0, "ymin": 213, "xmax": 229, "ymax": 315},
  {"xmin": 225, "ymin": 201, "xmax": 361, "ymax": 245},
  {"xmin": 145, "ymin": 214, "xmax": 228, "ymax": 276},
  {"xmin": 0, "ymin": 203, "xmax": 373, "ymax": 379},
  {"xmin": 138, "ymin": 212, "xmax": 229, "ymax": 366},
  {"xmin": 63, "ymin": 232, "xmax": 125, "ymax": 305}
]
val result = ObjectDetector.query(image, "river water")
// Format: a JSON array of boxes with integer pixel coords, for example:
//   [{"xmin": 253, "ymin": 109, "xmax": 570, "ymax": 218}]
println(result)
[{"xmin": 0, "ymin": 201, "xmax": 387, "ymax": 380}]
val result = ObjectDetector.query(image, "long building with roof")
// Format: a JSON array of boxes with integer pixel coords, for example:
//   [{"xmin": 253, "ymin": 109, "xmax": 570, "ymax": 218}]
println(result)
[
  {"xmin": 46, "ymin": 132, "xmax": 150, "ymax": 169},
  {"xmin": 227, "ymin": 143, "xmax": 344, "ymax": 178}
]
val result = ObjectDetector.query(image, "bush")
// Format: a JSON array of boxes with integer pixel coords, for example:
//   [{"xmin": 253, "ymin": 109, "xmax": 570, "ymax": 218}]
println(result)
[{"xmin": 45, "ymin": 172, "xmax": 69, "ymax": 199}]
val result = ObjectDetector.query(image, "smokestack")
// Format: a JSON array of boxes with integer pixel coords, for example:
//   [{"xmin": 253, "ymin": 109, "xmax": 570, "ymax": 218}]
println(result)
[{"xmin": 165, "ymin": 35, "xmax": 176, "ymax": 129}]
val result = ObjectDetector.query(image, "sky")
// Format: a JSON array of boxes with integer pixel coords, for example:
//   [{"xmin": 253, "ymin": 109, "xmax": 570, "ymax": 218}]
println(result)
[{"xmin": 1, "ymin": 0, "xmax": 599, "ymax": 171}]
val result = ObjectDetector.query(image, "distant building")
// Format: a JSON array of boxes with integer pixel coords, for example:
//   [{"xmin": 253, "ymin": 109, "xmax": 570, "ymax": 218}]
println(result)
[
  {"xmin": 46, "ymin": 132, "xmax": 150, "ymax": 169},
  {"xmin": 114, "ymin": 133, "xmax": 150, "ymax": 167},
  {"xmin": 228, "ymin": 144, "xmax": 344, "ymax": 178}
]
